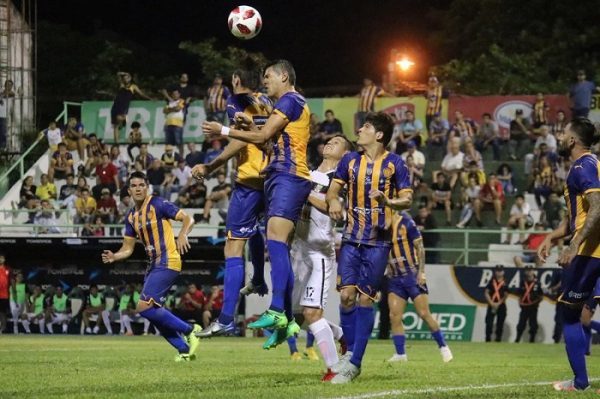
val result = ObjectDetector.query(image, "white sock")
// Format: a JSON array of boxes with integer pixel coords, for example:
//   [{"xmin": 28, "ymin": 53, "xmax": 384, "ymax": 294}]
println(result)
[
  {"xmin": 309, "ymin": 318, "xmax": 339, "ymax": 368},
  {"xmin": 47, "ymin": 323, "xmax": 54, "ymax": 334},
  {"xmin": 143, "ymin": 319, "xmax": 150, "ymax": 333},
  {"xmin": 62, "ymin": 324, "xmax": 68, "ymax": 333},
  {"xmin": 22, "ymin": 320, "xmax": 30, "ymax": 333},
  {"xmin": 38, "ymin": 319, "xmax": 45, "ymax": 334},
  {"xmin": 101, "ymin": 311, "xmax": 112, "ymax": 334},
  {"xmin": 93, "ymin": 325, "xmax": 99, "ymax": 333},
  {"xmin": 122, "ymin": 315, "xmax": 132, "ymax": 333},
  {"xmin": 328, "ymin": 321, "xmax": 343, "ymax": 341}
]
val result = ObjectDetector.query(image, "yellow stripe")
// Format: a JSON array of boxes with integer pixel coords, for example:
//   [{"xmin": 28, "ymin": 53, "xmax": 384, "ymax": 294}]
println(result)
[
  {"xmin": 347, "ymin": 159, "xmax": 356, "ymax": 234},
  {"xmin": 401, "ymin": 225, "xmax": 415, "ymax": 269},
  {"xmin": 149, "ymin": 205, "xmax": 161, "ymax": 261},
  {"xmin": 163, "ymin": 220, "xmax": 182, "ymax": 271},
  {"xmin": 575, "ymin": 195, "xmax": 587, "ymax": 232},
  {"xmin": 140, "ymin": 198, "xmax": 152, "ymax": 257},
  {"xmin": 371, "ymin": 156, "xmax": 384, "ymax": 230},
  {"xmin": 585, "ymin": 188, "xmax": 600, "ymax": 194},
  {"xmin": 391, "ymin": 215, "xmax": 404, "ymax": 275},
  {"xmin": 356, "ymin": 156, "xmax": 368, "ymax": 240},
  {"xmin": 384, "ymin": 161, "xmax": 393, "ymax": 228},
  {"xmin": 273, "ymin": 109, "xmax": 289, "ymax": 120}
]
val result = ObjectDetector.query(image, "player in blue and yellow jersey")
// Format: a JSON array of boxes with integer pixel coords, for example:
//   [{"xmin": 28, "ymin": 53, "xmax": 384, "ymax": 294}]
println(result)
[
  {"xmin": 325, "ymin": 112, "xmax": 413, "ymax": 383},
  {"xmin": 193, "ymin": 66, "xmax": 273, "ymax": 338},
  {"xmin": 386, "ymin": 211, "xmax": 452, "ymax": 363},
  {"xmin": 101, "ymin": 171, "xmax": 201, "ymax": 362},
  {"xmin": 202, "ymin": 60, "xmax": 312, "ymax": 348},
  {"xmin": 537, "ymin": 118, "xmax": 600, "ymax": 391}
]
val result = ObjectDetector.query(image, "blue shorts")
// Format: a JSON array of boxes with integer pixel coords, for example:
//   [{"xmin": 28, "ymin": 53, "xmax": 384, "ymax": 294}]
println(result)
[
  {"xmin": 585, "ymin": 278, "xmax": 600, "ymax": 310},
  {"xmin": 165, "ymin": 125, "xmax": 184, "ymax": 146},
  {"xmin": 337, "ymin": 242, "xmax": 390, "ymax": 299},
  {"xmin": 140, "ymin": 267, "xmax": 180, "ymax": 306},
  {"xmin": 265, "ymin": 173, "xmax": 311, "ymax": 222},
  {"xmin": 388, "ymin": 274, "xmax": 429, "ymax": 301},
  {"xmin": 560, "ymin": 255, "xmax": 600, "ymax": 305},
  {"xmin": 226, "ymin": 184, "xmax": 265, "ymax": 239}
]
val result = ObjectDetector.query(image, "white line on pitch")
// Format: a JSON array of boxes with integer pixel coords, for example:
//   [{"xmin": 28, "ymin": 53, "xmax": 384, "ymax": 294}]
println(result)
[{"xmin": 0, "ymin": 347, "xmax": 113, "ymax": 352}]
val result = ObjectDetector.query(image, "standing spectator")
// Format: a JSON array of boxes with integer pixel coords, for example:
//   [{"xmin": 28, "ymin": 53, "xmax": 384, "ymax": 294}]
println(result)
[
  {"xmin": 96, "ymin": 188, "xmax": 117, "ymax": 225},
  {"xmin": 540, "ymin": 192, "xmax": 565, "ymax": 229},
  {"xmin": 474, "ymin": 173, "xmax": 504, "ymax": 226},
  {"xmin": 34, "ymin": 200, "xmax": 60, "ymax": 234},
  {"xmin": 127, "ymin": 121, "xmax": 143, "ymax": 161},
  {"xmin": 134, "ymin": 143, "xmax": 154, "ymax": 171},
  {"xmin": 162, "ymin": 73, "xmax": 195, "ymax": 111},
  {"xmin": 35, "ymin": 174, "xmax": 57, "ymax": 202},
  {"xmin": 356, "ymin": 77, "xmax": 386, "ymax": 129},
  {"xmin": 414, "ymin": 206, "xmax": 440, "ymax": 264},
  {"xmin": 430, "ymin": 173, "xmax": 453, "ymax": 225},
  {"xmin": 475, "ymin": 113, "xmax": 501, "ymax": 161},
  {"xmin": 456, "ymin": 175, "xmax": 481, "ymax": 228},
  {"xmin": 48, "ymin": 143, "xmax": 74, "ymax": 182},
  {"xmin": 160, "ymin": 144, "xmax": 183, "ymax": 172},
  {"xmin": 533, "ymin": 155, "xmax": 556, "ymax": 208},
  {"xmin": 185, "ymin": 142, "xmax": 204, "ymax": 168},
  {"xmin": 424, "ymin": 74, "xmax": 447, "ymax": 129},
  {"xmin": 441, "ymin": 138, "xmax": 464, "ymax": 189},
  {"xmin": 40, "ymin": 120, "xmax": 62, "ymax": 153},
  {"xmin": 514, "ymin": 267, "xmax": 543, "ymax": 343},
  {"xmin": 110, "ymin": 145, "xmax": 129, "ymax": 186},
  {"xmin": 201, "ymin": 172, "xmax": 231, "ymax": 223},
  {"xmin": 496, "ymin": 163, "xmax": 515, "ymax": 196},
  {"xmin": 319, "ymin": 109, "xmax": 343, "ymax": 136},
  {"xmin": 110, "ymin": 71, "xmax": 152, "ymax": 144},
  {"xmin": 449, "ymin": 111, "xmax": 477, "ymax": 143},
  {"xmin": 0, "ymin": 253, "xmax": 9, "ymax": 333},
  {"xmin": 508, "ymin": 109, "xmax": 532, "ymax": 160},
  {"xmin": 427, "ymin": 112, "xmax": 450, "ymax": 160},
  {"xmin": 93, "ymin": 153, "xmax": 119, "ymax": 199},
  {"xmin": 63, "ymin": 117, "xmax": 88, "ymax": 161},
  {"xmin": 74, "ymin": 188, "xmax": 96, "ymax": 224},
  {"xmin": 484, "ymin": 265, "xmax": 508, "ymax": 342},
  {"xmin": 551, "ymin": 110, "xmax": 568, "ymax": 144},
  {"xmin": 84, "ymin": 134, "xmax": 106, "ymax": 172},
  {"xmin": 395, "ymin": 110, "xmax": 423, "ymax": 154},
  {"xmin": 0, "ymin": 79, "xmax": 15, "ymax": 150},
  {"xmin": 568, "ymin": 69, "xmax": 599, "ymax": 118},
  {"xmin": 204, "ymin": 140, "xmax": 224, "ymax": 166},
  {"xmin": 400, "ymin": 140, "xmax": 425, "ymax": 170},
  {"xmin": 163, "ymin": 89, "xmax": 186, "ymax": 156},
  {"xmin": 504, "ymin": 194, "xmax": 532, "ymax": 244},
  {"xmin": 532, "ymin": 93, "xmax": 550, "ymax": 128},
  {"xmin": 204, "ymin": 74, "xmax": 230, "ymax": 124},
  {"xmin": 513, "ymin": 223, "xmax": 546, "ymax": 268}
]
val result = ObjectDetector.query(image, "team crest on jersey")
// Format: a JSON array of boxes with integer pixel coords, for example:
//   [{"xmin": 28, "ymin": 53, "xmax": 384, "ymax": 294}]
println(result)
[{"xmin": 383, "ymin": 166, "xmax": 394, "ymax": 178}]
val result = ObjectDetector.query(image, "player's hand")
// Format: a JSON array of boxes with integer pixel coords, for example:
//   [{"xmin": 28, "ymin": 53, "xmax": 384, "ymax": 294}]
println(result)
[
  {"xmin": 101, "ymin": 250, "xmax": 115, "ymax": 264},
  {"xmin": 191, "ymin": 164, "xmax": 208, "ymax": 181},
  {"xmin": 202, "ymin": 121, "xmax": 223, "ymax": 138},
  {"xmin": 177, "ymin": 233, "xmax": 191, "ymax": 255},
  {"xmin": 234, "ymin": 112, "xmax": 254, "ymax": 130},
  {"xmin": 328, "ymin": 198, "xmax": 344, "ymax": 221},
  {"xmin": 369, "ymin": 189, "xmax": 388, "ymax": 205},
  {"xmin": 558, "ymin": 242, "xmax": 577, "ymax": 268},
  {"xmin": 417, "ymin": 272, "xmax": 426, "ymax": 286},
  {"xmin": 537, "ymin": 236, "xmax": 553, "ymax": 263}
]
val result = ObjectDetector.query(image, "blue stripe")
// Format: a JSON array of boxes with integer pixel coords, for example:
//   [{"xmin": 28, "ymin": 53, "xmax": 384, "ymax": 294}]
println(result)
[
  {"xmin": 145, "ymin": 201, "xmax": 158, "ymax": 266},
  {"xmin": 155, "ymin": 205, "xmax": 168, "ymax": 267},
  {"xmin": 282, "ymin": 132, "xmax": 294, "ymax": 173}
]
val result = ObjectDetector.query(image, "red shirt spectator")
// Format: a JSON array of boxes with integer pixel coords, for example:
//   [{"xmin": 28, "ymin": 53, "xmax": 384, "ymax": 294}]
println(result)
[
  {"xmin": 96, "ymin": 161, "xmax": 118, "ymax": 185},
  {"xmin": 0, "ymin": 261, "xmax": 10, "ymax": 300},
  {"xmin": 210, "ymin": 288, "xmax": 223, "ymax": 311},
  {"xmin": 181, "ymin": 285, "xmax": 206, "ymax": 311},
  {"xmin": 480, "ymin": 176, "xmax": 505, "ymax": 204}
]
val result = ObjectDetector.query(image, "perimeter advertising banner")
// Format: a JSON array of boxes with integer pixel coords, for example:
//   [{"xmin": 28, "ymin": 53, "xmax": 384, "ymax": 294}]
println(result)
[{"xmin": 402, "ymin": 303, "xmax": 476, "ymax": 341}]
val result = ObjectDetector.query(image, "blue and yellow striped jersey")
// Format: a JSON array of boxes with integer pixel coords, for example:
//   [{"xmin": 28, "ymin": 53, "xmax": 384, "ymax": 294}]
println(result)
[
  {"xmin": 265, "ymin": 91, "xmax": 310, "ymax": 179},
  {"xmin": 124, "ymin": 196, "xmax": 182, "ymax": 271},
  {"xmin": 388, "ymin": 212, "xmax": 422, "ymax": 277},
  {"xmin": 358, "ymin": 85, "xmax": 384, "ymax": 112},
  {"xmin": 334, "ymin": 151, "xmax": 412, "ymax": 247},
  {"xmin": 565, "ymin": 152, "xmax": 600, "ymax": 258},
  {"xmin": 227, "ymin": 92, "xmax": 273, "ymax": 190}
]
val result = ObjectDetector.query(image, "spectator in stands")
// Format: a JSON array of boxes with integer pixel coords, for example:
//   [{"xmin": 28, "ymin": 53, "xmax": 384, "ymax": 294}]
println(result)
[
  {"xmin": 74, "ymin": 188, "xmax": 96, "ymax": 224},
  {"xmin": 160, "ymin": 144, "xmax": 183, "ymax": 172},
  {"xmin": 532, "ymin": 155, "xmax": 556, "ymax": 209},
  {"xmin": 146, "ymin": 158, "xmax": 167, "ymax": 194},
  {"xmin": 532, "ymin": 93, "xmax": 549, "ymax": 128},
  {"xmin": 414, "ymin": 206, "xmax": 440, "ymax": 264},
  {"xmin": 185, "ymin": 142, "xmax": 204, "ymax": 167},
  {"xmin": 309, "ymin": 113, "xmax": 321, "ymax": 137},
  {"xmin": 127, "ymin": 121, "xmax": 143, "ymax": 161},
  {"xmin": 158, "ymin": 170, "xmax": 177, "ymax": 200},
  {"xmin": 400, "ymin": 140, "xmax": 425, "ymax": 170},
  {"xmin": 162, "ymin": 73, "xmax": 195, "ymax": 106},
  {"xmin": 405, "ymin": 155, "xmax": 423, "ymax": 189},
  {"xmin": 449, "ymin": 110, "xmax": 477, "ymax": 143},
  {"xmin": 171, "ymin": 159, "xmax": 193, "ymax": 194},
  {"xmin": 430, "ymin": 172, "xmax": 452, "ymax": 225},
  {"xmin": 462, "ymin": 140, "xmax": 484, "ymax": 184},
  {"xmin": 496, "ymin": 163, "xmax": 515, "ymax": 196},
  {"xmin": 175, "ymin": 193, "xmax": 191, "ymax": 208},
  {"xmin": 110, "ymin": 71, "xmax": 152, "ymax": 144},
  {"xmin": 204, "ymin": 74, "xmax": 230, "ymax": 124},
  {"xmin": 91, "ymin": 216, "xmax": 106, "ymax": 237},
  {"xmin": 201, "ymin": 172, "xmax": 232, "ymax": 223},
  {"xmin": 21, "ymin": 285, "xmax": 45, "ymax": 334},
  {"xmin": 109, "ymin": 145, "xmax": 129, "ymax": 186},
  {"xmin": 441, "ymin": 138, "xmax": 464, "ymax": 189},
  {"xmin": 96, "ymin": 187, "xmax": 117, "ymax": 225},
  {"xmin": 84, "ymin": 134, "xmax": 106, "ymax": 172},
  {"xmin": 204, "ymin": 140, "xmax": 224, "ymax": 166},
  {"xmin": 163, "ymin": 89, "xmax": 186, "ymax": 156},
  {"xmin": 356, "ymin": 77, "xmax": 387, "ymax": 129},
  {"xmin": 552, "ymin": 110, "xmax": 568, "ymax": 144},
  {"xmin": 0, "ymin": 79, "xmax": 15, "ymax": 150},
  {"xmin": 525, "ymin": 125, "xmax": 557, "ymax": 176},
  {"xmin": 82, "ymin": 284, "xmax": 112, "ymax": 334},
  {"xmin": 58, "ymin": 173, "xmax": 77, "ymax": 211},
  {"xmin": 93, "ymin": 153, "xmax": 119, "ymax": 199},
  {"xmin": 76, "ymin": 175, "xmax": 89, "ymax": 192},
  {"xmin": 474, "ymin": 173, "xmax": 504, "ymax": 226},
  {"xmin": 504, "ymin": 194, "xmax": 533, "ymax": 244},
  {"xmin": 475, "ymin": 113, "xmax": 501, "ymax": 161},
  {"xmin": 461, "ymin": 160, "xmax": 486, "ymax": 187},
  {"xmin": 484, "ymin": 265, "xmax": 508, "ymax": 342},
  {"xmin": 456, "ymin": 175, "xmax": 481, "ymax": 228},
  {"xmin": 35, "ymin": 173, "xmax": 57, "ymax": 202},
  {"xmin": 15, "ymin": 175, "xmax": 36, "ymax": 213},
  {"xmin": 40, "ymin": 120, "xmax": 63, "ymax": 153},
  {"xmin": 63, "ymin": 117, "xmax": 88, "ymax": 161},
  {"xmin": 319, "ymin": 109, "xmax": 343, "ymax": 136},
  {"xmin": 34, "ymin": 199, "xmax": 60, "ymax": 234},
  {"xmin": 427, "ymin": 113, "xmax": 449, "ymax": 155},
  {"xmin": 508, "ymin": 109, "xmax": 532, "ymax": 160},
  {"xmin": 540, "ymin": 192, "xmax": 565, "ymax": 229},
  {"xmin": 203, "ymin": 285, "xmax": 224, "ymax": 328},
  {"xmin": 116, "ymin": 193, "xmax": 133, "ymax": 225},
  {"xmin": 568, "ymin": 69, "xmax": 599, "ymax": 118},
  {"xmin": 514, "ymin": 266, "xmax": 543, "ymax": 343},
  {"xmin": 134, "ymin": 143, "xmax": 153, "ymax": 171},
  {"xmin": 174, "ymin": 283, "xmax": 206, "ymax": 323},
  {"xmin": 513, "ymin": 223, "xmax": 546, "ymax": 268},
  {"xmin": 48, "ymin": 143, "xmax": 74, "ymax": 182},
  {"xmin": 182, "ymin": 181, "xmax": 207, "ymax": 208},
  {"xmin": 424, "ymin": 74, "xmax": 446, "ymax": 128},
  {"xmin": 395, "ymin": 110, "xmax": 423, "ymax": 154}
]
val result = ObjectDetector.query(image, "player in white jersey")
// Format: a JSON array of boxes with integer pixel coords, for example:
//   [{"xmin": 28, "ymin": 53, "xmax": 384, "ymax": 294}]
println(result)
[{"xmin": 289, "ymin": 135, "xmax": 354, "ymax": 381}]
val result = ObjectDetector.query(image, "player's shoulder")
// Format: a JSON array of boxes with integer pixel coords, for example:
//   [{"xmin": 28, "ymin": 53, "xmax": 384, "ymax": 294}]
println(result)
[
  {"xmin": 276, "ymin": 91, "xmax": 306, "ymax": 107},
  {"xmin": 572, "ymin": 153, "xmax": 599, "ymax": 175}
]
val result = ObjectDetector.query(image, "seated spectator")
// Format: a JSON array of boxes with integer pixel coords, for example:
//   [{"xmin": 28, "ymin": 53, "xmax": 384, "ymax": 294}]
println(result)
[
  {"xmin": 76, "ymin": 175, "xmax": 89, "ymax": 192},
  {"xmin": 134, "ymin": 143, "xmax": 154, "ymax": 171},
  {"xmin": 463, "ymin": 139, "xmax": 483, "ymax": 169},
  {"xmin": 497, "ymin": 163, "xmax": 516, "ymax": 196},
  {"xmin": 63, "ymin": 117, "xmax": 88, "ymax": 161},
  {"xmin": 93, "ymin": 153, "xmax": 119, "ymax": 200},
  {"xmin": 91, "ymin": 216, "xmax": 105, "ymax": 237},
  {"xmin": 116, "ymin": 194, "xmax": 133, "ymax": 235},
  {"xmin": 441, "ymin": 138, "xmax": 464, "ymax": 189},
  {"xmin": 96, "ymin": 187, "xmax": 117, "ymax": 225},
  {"xmin": 461, "ymin": 161, "xmax": 486, "ymax": 187},
  {"xmin": 161, "ymin": 144, "xmax": 183, "ymax": 172},
  {"xmin": 405, "ymin": 155, "xmax": 423, "ymax": 189},
  {"xmin": 414, "ymin": 181, "xmax": 433, "ymax": 209},
  {"xmin": 525, "ymin": 125, "xmax": 557, "ymax": 176},
  {"xmin": 505, "ymin": 194, "xmax": 533, "ymax": 244},
  {"xmin": 34, "ymin": 199, "xmax": 60, "ymax": 234},
  {"xmin": 513, "ymin": 223, "xmax": 546, "ymax": 267},
  {"xmin": 309, "ymin": 113, "xmax": 321, "ymax": 136},
  {"xmin": 430, "ymin": 173, "xmax": 452, "ymax": 225},
  {"xmin": 74, "ymin": 188, "xmax": 96, "ymax": 224},
  {"xmin": 203, "ymin": 285, "xmax": 224, "ymax": 328},
  {"xmin": 551, "ymin": 110, "xmax": 568, "ymax": 144},
  {"xmin": 449, "ymin": 111, "xmax": 477, "ymax": 143},
  {"xmin": 319, "ymin": 109, "xmax": 343, "ymax": 136},
  {"xmin": 532, "ymin": 155, "xmax": 557, "ymax": 208},
  {"xmin": 58, "ymin": 174, "xmax": 78, "ymax": 212},
  {"xmin": 35, "ymin": 174, "xmax": 57, "ymax": 202},
  {"xmin": 414, "ymin": 206, "xmax": 440, "ymax": 264},
  {"xmin": 204, "ymin": 140, "xmax": 224, "ymax": 165},
  {"xmin": 201, "ymin": 172, "xmax": 231, "ymax": 223},
  {"xmin": 475, "ymin": 113, "xmax": 501, "ymax": 161},
  {"xmin": 540, "ymin": 192, "xmax": 565, "ymax": 230},
  {"xmin": 456, "ymin": 175, "xmax": 481, "ymax": 228},
  {"xmin": 84, "ymin": 134, "xmax": 106, "ymax": 172},
  {"xmin": 159, "ymin": 170, "xmax": 177, "ymax": 200},
  {"xmin": 401, "ymin": 140, "xmax": 425, "ymax": 170},
  {"xmin": 395, "ymin": 110, "xmax": 423, "ymax": 154},
  {"xmin": 182, "ymin": 181, "xmax": 207, "ymax": 208},
  {"xmin": 474, "ymin": 173, "xmax": 504, "ymax": 226},
  {"xmin": 40, "ymin": 120, "xmax": 63, "ymax": 153},
  {"xmin": 427, "ymin": 112, "xmax": 449, "ymax": 153},
  {"xmin": 110, "ymin": 145, "xmax": 129, "ymax": 186},
  {"xmin": 147, "ymin": 159, "xmax": 167, "ymax": 195},
  {"xmin": 173, "ymin": 283, "xmax": 206, "ymax": 323},
  {"xmin": 48, "ymin": 143, "xmax": 74, "ymax": 182},
  {"xmin": 174, "ymin": 193, "xmax": 191, "ymax": 208},
  {"xmin": 127, "ymin": 121, "xmax": 143, "ymax": 161},
  {"xmin": 508, "ymin": 109, "xmax": 532, "ymax": 160},
  {"xmin": 17, "ymin": 176, "xmax": 36, "ymax": 208},
  {"xmin": 171, "ymin": 159, "xmax": 193, "ymax": 194},
  {"xmin": 185, "ymin": 142, "xmax": 204, "ymax": 168}
]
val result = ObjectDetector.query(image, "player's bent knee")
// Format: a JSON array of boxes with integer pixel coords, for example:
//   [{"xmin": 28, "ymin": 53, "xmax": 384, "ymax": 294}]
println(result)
[{"xmin": 302, "ymin": 307, "xmax": 322, "ymax": 324}]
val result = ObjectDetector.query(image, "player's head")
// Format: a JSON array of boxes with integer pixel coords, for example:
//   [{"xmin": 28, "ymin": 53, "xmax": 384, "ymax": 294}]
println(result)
[
  {"xmin": 33, "ymin": 285, "xmax": 41, "ymax": 295},
  {"xmin": 15, "ymin": 271, "xmax": 22, "ymax": 282},
  {"xmin": 357, "ymin": 112, "xmax": 394, "ymax": 148},
  {"xmin": 127, "ymin": 171, "xmax": 149, "ymax": 202},
  {"xmin": 263, "ymin": 59, "xmax": 296, "ymax": 97},
  {"xmin": 171, "ymin": 89, "xmax": 180, "ymax": 100},
  {"xmin": 131, "ymin": 121, "xmax": 141, "ymax": 130},
  {"xmin": 232, "ymin": 67, "xmax": 259, "ymax": 93},
  {"xmin": 56, "ymin": 286, "xmax": 64, "ymax": 296},
  {"xmin": 213, "ymin": 75, "xmax": 223, "ymax": 85},
  {"xmin": 121, "ymin": 72, "xmax": 132, "ymax": 84},
  {"xmin": 559, "ymin": 117, "xmax": 600, "ymax": 157},
  {"xmin": 323, "ymin": 135, "xmax": 353, "ymax": 161},
  {"xmin": 180, "ymin": 73, "xmax": 188, "ymax": 83},
  {"xmin": 325, "ymin": 109, "xmax": 335, "ymax": 122},
  {"xmin": 89, "ymin": 284, "xmax": 98, "ymax": 295}
]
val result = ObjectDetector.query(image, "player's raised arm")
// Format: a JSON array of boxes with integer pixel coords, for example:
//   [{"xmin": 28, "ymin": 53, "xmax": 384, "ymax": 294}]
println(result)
[
  {"xmin": 192, "ymin": 139, "xmax": 248, "ymax": 180},
  {"xmin": 174, "ymin": 209, "xmax": 194, "ymax": 255},
  {"xmin": 102, "ymin": 236, "xmax": 136, "ymax": 264},
  {"xmin": 202, "ymin": 111, "xmax": 286, "ymax": 145}
]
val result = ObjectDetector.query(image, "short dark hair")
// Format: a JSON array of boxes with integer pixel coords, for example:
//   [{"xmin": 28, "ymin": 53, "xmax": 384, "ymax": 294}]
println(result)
[
  {"xmin": 58, "ymin": 142, "xmax": 67, "ymax": 148},
  {"xmin": 81, "ymin": 188, "xmax": 89, "ymax": 194},
  {"xmin": 570, "ymin": 117, "xmax": 600, "ymax": 147},
  {"xmin": 325, "ymin": 109, "xmax": 334, "ymax": 115},
  {"xmin": 482, "ymin": 113, "xmax": 491, "ymax": 118},
  {"xmin": 66, "ymin": 173, "xmax": 74, "ymax": 179},
  {"xmin": 328, "ymin": 134, "xmax": 354, "ymax": 152},
  {"xmin": 233, "ymin": 68, "xmax": 260, "ymax": 91},
  {"xmin": 131, "ymin": 121, "xmax": 141, "ymax": 129},
  {"xmin": 264, "ymin": 59, "xmax": 296, "ymax": 86},
  {"xmin": 128, "ymin": 171, "xmax": 149, "ymax": 186},
  {"xmin": 88, "ymin": 133, "xmax": 97, "ymax": 139},
  {"xmin": 365, "ymin": 112, "xmax": 394, "ymax": 146},
  {"xmin": 516, "ymin": 194, "xmax": 524, "ymax": 200}
]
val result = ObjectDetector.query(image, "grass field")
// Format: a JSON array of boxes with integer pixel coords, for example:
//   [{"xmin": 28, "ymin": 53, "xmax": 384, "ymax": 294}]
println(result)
[{"xmin": 2, "ymin": 336, "xmax": 600, "ymax": 398}]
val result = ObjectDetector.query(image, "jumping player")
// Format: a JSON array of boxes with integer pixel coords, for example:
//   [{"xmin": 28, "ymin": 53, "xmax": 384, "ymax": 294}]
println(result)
[{"xmin": 101, "ymin": 171, "xmax": 201, "ymax": 362}]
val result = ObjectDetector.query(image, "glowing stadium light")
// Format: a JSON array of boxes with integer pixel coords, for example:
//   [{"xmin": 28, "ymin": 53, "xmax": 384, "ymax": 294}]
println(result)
[{"xmin": 396, "ymin": 57, "xmax": 415, "ymax": 72}]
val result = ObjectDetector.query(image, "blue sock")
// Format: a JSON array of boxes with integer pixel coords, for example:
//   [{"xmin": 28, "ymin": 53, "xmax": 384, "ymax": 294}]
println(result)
[
  {"xmin": 564, "ymin": 321, "xmax": 589, "ymax": 389},
  {"xmin": 155, "ymin": 324, "xmax": 189, "ymax": 353},
  {"xmin": 350, "ymin": 306, "xmax": 375, "ymax": 368},
  {"xmin": 218, "ymin": 257, "xmax": 244, "ymax": 325},
  {"xmin": 287, "ymin": 336, "xmax": 298, "ymax": 354},
  {"xmin": 267, "ymin": 240, "xmax": 290, "ymax": 314},
  {"xmin": 590, "ymin": 320, "xmax": 600, "ymax": 333},
  {"xmin": 283, "ymin": 265, "xmax": 294, "ymax": 320},
  {"xmin": 583, "ymin": 325, "xmax": 592, "ymax": 354},
  {"xmin": 340, "ymin": 306, "xmax": 357, "ymax": 351},
  {"xmin": 306, "ymin": 331, "xmax": 315, "ymax": 348},
  {"xmin": 432, "ymin": 330, "xmax": 447, "ymax": 348},
  {"xmin": 249, "ymin": 233, "xmax": 265, "ymax": 286},
  {"xmin": 140, "ymin": 306, "xmax": 192, "ymax": 335},
  {"xmin": 392, "ymin": 334, "xmax": 405, "ymax": 355}
]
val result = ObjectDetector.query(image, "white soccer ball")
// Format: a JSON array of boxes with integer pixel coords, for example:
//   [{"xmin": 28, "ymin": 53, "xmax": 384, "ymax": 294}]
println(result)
[{"xmin": 228, "ymin": 5, "xmax": 262, "ymax": 40}]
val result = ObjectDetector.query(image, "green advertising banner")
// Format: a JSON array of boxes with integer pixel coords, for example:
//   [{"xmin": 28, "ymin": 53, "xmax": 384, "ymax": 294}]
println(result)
[
  {"xmin": 401, "ymin": 303, "xmax": 476, "ymax": 341},
  {"xmin": 81, "ymin": 97, "xmax": 446, "ymax": 144}
]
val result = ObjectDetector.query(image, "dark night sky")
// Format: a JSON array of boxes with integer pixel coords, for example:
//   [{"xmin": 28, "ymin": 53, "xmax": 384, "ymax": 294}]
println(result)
[{"xmin": 38, "ymin": 0, "xmax": 450, "ymax": 88}]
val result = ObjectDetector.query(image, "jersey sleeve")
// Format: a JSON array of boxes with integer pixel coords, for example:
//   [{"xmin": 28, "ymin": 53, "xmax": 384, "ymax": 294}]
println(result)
[
  {"xmin": 333, "ymin": 152, "xmax": 352, "ymax": 184},
  {"xmin": 157, "ymin": 197, "xmax": 181, "ymax": 220},
  {"xmin": 575, "ymin": 159, "xmax": 600, "ymax": 194},
  {"xmin": 273, "ymin": 93, "xmax": 303, "ymax": 122},
  {"xmin": 393, "ymin": 156, "xmax": 412, "ymax": 194},
  {"xmin": 406, "ymin": 218, "xmax": 422, "ymax": 242},
  {"xmin": 124, "ymin": 212, "xmax": 136, "ymax": 238},
  {"xmin": 226, "ymin": 97, "xmax": 239, "ymax": 124}
]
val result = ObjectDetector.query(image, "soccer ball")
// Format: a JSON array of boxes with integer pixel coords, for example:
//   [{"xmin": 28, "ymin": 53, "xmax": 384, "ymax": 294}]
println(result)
[{"xmin": 228, "ymin": 5, "xmax": 262, "ymax": 40}]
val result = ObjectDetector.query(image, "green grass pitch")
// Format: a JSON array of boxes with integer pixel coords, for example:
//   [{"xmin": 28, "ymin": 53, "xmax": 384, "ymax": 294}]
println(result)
[{"xmin": 2, "ymin": 336, "xmax": 600, "ymax": 398}]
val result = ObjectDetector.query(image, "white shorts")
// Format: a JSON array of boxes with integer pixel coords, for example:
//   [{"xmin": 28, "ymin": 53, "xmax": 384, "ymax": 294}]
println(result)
[
  {"xmin": 26, "ymin": 312, "xmax": 43, "ymax": 321},
  {"xmin": 10, "ymin": 301, "xmax": 24, "ymax": 316},
  {"xmin": 51, "ymin": 313, "xmax": 70, "ymax": 324},
  {"xmin": 291, "ymin": 242, "xmax": 336, "ymax": 313}
]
